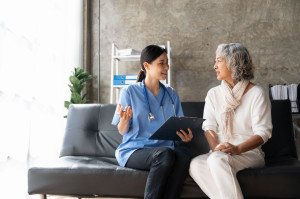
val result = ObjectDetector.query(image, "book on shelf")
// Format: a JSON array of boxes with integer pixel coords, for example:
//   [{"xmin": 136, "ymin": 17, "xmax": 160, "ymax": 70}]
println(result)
[
  {"xmin": 114, "ymin": 75, "xmax": 137, "ymax": 80},
  {"xmin": 113, "ymin": 79, "xmax": 136, "ymax": 85}
]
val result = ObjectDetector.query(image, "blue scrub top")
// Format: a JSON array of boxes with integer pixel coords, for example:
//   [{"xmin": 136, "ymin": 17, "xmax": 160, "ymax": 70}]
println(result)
[{"xmin": 111, "ymin": 82, "xmax": 184, "ymax": 167}]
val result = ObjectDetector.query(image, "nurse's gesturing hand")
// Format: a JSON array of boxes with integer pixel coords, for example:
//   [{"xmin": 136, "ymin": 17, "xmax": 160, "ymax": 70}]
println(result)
[
  {"xmin": 118, "ymin": 104, "xmax": 132, "ymax": 120},
  {"xmin": 176, "ymin": 128, "xmax": 193, "ymax": 143},
  {"xmin": 117, "ymin": 104, "xmax": 133, "ymax": 135}
]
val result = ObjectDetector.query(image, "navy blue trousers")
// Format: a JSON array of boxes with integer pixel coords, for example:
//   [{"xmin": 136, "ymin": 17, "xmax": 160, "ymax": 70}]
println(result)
[{"xmin": 126, "ymin": 143, "xmax": 190, "ymax": 199}]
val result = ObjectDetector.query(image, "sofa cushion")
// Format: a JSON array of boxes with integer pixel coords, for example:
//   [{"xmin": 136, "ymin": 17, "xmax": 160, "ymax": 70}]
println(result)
[
  {"xmin": 237, "ymin": 159, "xmax": 300, "ymax": 198},
  {"xmin": 28, "ymin": 156, "xmax": 147, "ymax": 197},
  {"xmin": 28, "ymin": 156, "xmax": 207, "ymax": 198},
  {"xmin": 28, "ymin": 157, "xmax": 300, "ymax": 198},
  {"xmin": 60, "ymin": 104, "xmax": 122, "ymax": 158},
  {"xmin": 181, "ymin": 102, "xmax": 210, "ymax": 158},
  {"xmin": 262, "ymin": 100, "xmax": 298, "ymax": 163}
]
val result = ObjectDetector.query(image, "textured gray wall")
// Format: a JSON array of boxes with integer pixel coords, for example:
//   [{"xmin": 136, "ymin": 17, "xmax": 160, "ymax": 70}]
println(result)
[{"xmin": 99, "ymin": 0, "xmax": 300, "ymax": 103}]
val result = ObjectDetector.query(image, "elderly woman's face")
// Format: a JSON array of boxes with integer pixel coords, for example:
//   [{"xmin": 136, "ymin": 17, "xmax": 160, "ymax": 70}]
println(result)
[{"xmin": 214, "ymin": 54, "xmax": 232, "ymax": 82}]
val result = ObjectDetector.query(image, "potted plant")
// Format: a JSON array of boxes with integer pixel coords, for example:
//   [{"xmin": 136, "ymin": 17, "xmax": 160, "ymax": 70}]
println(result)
[{"xmin": 64, "ymin": 67, "xmax": 93, "ymax": 117}]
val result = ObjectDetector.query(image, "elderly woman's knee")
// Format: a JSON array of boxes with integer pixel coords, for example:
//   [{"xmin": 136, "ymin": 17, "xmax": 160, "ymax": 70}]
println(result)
[{"xmin": 207, "ymin": 151, "xmax": 230, "ymax": 166}]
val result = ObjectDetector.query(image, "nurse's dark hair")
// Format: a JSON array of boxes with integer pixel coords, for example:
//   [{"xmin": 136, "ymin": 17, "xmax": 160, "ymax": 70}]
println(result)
[{"xmin": 136, "ymin": 45, "xmax": 167, "ymax": 82}]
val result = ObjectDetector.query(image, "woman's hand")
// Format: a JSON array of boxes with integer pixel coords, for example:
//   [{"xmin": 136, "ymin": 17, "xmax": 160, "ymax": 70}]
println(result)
[
  {"xmin": 117, "ymin": 104, "xmax": 132, "ymax": 135},
  {"xmin": 117, "ymin": 104, "xmax": 132, "ymax": 121},
  {"xmin": 214, "ymin": 142, "xmax": 241, "ymax": 155},
  {"xmin": 214, "ymin": 135, "xmax": 264, "ymax": 155},
  {"xmin": 176, "ymin": 128, "xmax": 193, "ymax": 143}
]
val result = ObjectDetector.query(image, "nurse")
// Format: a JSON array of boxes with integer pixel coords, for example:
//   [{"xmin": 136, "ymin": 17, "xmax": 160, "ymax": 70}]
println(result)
[{"xmin": 112, "ymin": 45, "xmax": 193, "ymax": 199}]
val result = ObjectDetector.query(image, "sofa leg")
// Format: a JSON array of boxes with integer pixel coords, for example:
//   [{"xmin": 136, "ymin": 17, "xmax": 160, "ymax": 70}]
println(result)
[{"xmin": 42, "ymin": 194, "xmax": 47, "ymax": 199}]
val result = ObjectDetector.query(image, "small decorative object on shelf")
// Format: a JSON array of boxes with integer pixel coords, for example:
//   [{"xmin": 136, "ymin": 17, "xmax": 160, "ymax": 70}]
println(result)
[{"xmin": 117, "ymin": 48, "xmax": 141, "ymax": 56}]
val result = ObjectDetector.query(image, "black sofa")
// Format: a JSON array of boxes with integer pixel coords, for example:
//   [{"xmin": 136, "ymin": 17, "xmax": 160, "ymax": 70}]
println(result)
[{"xmin": 28, "ymin": 100, "xmax": 300, "ymax": 199}]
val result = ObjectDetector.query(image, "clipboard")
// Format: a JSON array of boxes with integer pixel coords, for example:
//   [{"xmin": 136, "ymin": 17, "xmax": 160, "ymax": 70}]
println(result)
[{"xmin": 149, "ymin": 117, "xmax": 205, "ymax": 141}]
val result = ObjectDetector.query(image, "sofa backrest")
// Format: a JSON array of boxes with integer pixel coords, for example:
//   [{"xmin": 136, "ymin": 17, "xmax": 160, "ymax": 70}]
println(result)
[
  {"xmin": 262, "ymin": 100, "xmax": 298, "ymax": 161},
  {"xmin": 181, "ymin": 102, "xmax": 210, "ymax": 158},
  {"xmin": 60, "ymin": 101, "xmax": 297, "ymax": 161},
  {"xmin": 60, "ymin": 104, "xmax": 121, "ymax": 158}
]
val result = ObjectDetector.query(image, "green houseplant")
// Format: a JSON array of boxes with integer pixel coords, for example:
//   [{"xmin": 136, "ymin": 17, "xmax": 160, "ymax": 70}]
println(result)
[{"xmin": 64, "ymin": 67, "xmax": 93, "ymax": 117}]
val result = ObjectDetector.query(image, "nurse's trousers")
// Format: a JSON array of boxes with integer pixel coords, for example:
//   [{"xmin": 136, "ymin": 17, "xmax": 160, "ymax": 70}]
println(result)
[
  {"xmin": 126, "ymin": 143, "xmax": 190, "ymax": 199},
  {"xmin": 189, "ymin": 151, "xmax": 264, "ymax": 199}
]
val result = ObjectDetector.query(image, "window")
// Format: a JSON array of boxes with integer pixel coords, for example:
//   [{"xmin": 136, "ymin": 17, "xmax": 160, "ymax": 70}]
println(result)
[{"xmin": 0, "ymin": 0, "xmax": 83, "ymax": 161}]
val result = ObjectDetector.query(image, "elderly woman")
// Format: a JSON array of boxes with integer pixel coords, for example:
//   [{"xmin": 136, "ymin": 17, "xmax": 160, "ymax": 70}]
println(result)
[{"xmin": 189, "ymin": 43, "xmax": 273, "ymax": 199}]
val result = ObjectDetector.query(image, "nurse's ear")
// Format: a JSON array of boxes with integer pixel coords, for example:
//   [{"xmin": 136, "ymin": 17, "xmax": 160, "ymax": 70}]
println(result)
[{"xmin": 143, "ymin": 62, "xmax": 150, "ymax": 72}]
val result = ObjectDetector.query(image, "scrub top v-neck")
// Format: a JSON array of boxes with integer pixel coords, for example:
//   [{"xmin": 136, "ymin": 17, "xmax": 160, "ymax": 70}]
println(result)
[{"xmin": 112, "ymin": 82, "xmax": 184, "ymax": 167}]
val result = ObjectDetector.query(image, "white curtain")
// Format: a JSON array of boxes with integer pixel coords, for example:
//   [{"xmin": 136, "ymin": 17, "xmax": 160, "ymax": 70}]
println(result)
[{"xmin": 0, "ymin": 0, "xmax": 83, "ymax": 161}]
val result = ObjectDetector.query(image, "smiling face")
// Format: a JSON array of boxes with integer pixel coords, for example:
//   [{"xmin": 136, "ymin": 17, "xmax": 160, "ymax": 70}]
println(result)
[
  {"xmin": 144, "ymin": 52, "xmax": 169, "ymax": 81},
  {"xmin": 214, "ymin": 54, "xmax": 233, "ymax": 83}
]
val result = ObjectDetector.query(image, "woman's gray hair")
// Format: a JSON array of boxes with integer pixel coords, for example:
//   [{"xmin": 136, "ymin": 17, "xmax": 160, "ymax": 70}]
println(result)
[{"xmin": 216, "ymin": 43, "xmax": 254, "ymax": 82}]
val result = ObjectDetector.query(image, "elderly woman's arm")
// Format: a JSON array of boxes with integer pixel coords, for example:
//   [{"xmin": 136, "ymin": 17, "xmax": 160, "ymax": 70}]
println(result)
[
  {"xmin": 216, "ymin": 88, "xmax": 272, "ymax": 155},
  {"xmin": 205, "ymin": 130, "xmax": 219, "ymax": 151},
  {"xmin": 202, "ymin": 89, "xmax": 220, "ymax": 151}
]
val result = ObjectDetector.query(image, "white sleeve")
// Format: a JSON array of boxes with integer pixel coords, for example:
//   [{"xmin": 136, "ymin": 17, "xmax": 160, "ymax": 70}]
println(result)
[
  {"xmin": 251, "ymin": 89, "xmax": 273, "ymax": 143},
  {"xmin": 202, "ymin": 90, "xmax": 218, "ymax": 133}
]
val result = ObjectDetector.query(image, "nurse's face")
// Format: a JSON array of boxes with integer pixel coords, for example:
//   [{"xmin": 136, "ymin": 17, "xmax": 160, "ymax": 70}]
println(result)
[
  {"xmin": 145, "ymin": 52, "xmax": 169, "ymax": 81},
  {"xmin": 214, "ymin": 54, "xmax": 232, "ymax": 82}
]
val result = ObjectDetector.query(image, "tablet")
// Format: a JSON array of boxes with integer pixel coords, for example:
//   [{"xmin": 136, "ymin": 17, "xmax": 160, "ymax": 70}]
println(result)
[{"xmin": 149, "ymin": 117, "xmax": 204, "ymax": 141}]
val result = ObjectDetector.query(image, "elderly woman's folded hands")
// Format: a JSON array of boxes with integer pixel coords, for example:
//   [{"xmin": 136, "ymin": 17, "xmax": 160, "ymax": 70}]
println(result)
[{"xmin": 214, "ymin": 142, "xmax": 242, "ymax": 155}]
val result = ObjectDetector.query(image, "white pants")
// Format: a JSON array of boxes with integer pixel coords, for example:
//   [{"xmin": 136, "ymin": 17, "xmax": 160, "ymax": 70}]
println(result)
[{"xmin": 189, "ymin": 151, "xmax": 264, "ymax": 199}]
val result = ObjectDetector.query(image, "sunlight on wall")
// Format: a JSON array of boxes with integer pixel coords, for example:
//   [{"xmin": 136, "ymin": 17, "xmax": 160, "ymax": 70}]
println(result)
[{"xmin": 0, "ymin": 0, "xmax": 83, "ymax": 161}]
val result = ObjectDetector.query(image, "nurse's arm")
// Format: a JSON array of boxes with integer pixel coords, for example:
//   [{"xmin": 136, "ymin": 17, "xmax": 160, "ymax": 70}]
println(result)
[
  {"xmin": 118, "ymin": 119, "xmax": 129, "ymax": 135},
  {"xmin": 117, "ymin": 104, "xmax": 132, "ymax": 135},
  {"xmin": 205, "ymin": 130, "xmax": 219, "ymax": 151}
]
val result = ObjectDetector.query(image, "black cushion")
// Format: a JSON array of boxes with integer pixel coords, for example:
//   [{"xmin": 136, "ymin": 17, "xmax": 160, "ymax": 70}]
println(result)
[
  {"xmin": 181, "ymin": 102, "xmax": 205, "ymax": 118},
  {"xmin": 60, "ymin": 104, "xmax": 122, "ymax": 158},
  {"xmin": 28, "ymin": 156, "xmax": 147, "ymax": 198},
  {"xmin": 238, "ymin": 159, "xmax": 300, "ymax": 198},
  {"xmin": 181, "ymin": 102, "xmax": 210, "ymax": 158},
  {"xmin": 262, "ymin": 100, "xmax": 298, "ymax": 163}
]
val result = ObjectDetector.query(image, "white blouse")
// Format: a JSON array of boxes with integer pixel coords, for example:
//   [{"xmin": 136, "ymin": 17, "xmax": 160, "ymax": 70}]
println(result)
[{"xmin": 202, "ymin": 85, "xmax": 273, "ymax": 154}]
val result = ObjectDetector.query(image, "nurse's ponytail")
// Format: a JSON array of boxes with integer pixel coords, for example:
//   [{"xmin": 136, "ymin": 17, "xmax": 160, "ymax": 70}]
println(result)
[
  {"xmin": 136, "ymin": 45, "xmax": 167, "ymax": 82},
  {"xmin": 136, "ymin": 68, "xmax": 146, "ymax": 82}
]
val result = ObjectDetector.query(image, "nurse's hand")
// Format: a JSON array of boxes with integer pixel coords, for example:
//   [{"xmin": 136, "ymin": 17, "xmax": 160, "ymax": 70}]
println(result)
[
  {"xmin": 117, "ymin": 104, "xmax": 132, "ymax": 121},
  {"xmin": 176, "ymin": 128, "xmax": 193, "ymax": 143}
]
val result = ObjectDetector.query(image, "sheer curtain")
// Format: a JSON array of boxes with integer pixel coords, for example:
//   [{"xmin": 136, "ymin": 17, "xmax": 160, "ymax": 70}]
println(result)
[{"xmin": 0, "ymin": 0, "xmax": 83, "ymax": 161}]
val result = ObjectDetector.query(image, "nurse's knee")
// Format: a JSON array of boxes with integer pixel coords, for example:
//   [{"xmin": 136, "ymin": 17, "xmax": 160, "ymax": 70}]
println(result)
[
  {"xmin": 207, "ymin": 151, "xmax": 230, "ymax": 166},
  {"xmin": 152, "ymin": 147, "xmax": 175, "ymax": 168}
]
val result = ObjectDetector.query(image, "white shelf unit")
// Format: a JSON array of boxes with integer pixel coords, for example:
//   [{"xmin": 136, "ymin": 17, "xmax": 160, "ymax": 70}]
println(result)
[{"xmin": 110, "ymin": 41, "xmax": 171, "ymax": 103}]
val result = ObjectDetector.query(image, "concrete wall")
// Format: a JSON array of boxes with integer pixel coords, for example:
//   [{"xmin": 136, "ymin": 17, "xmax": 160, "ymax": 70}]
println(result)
[{"xmin": 97, "ymin": 0, "xmax": 300, "ymax": 103}]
